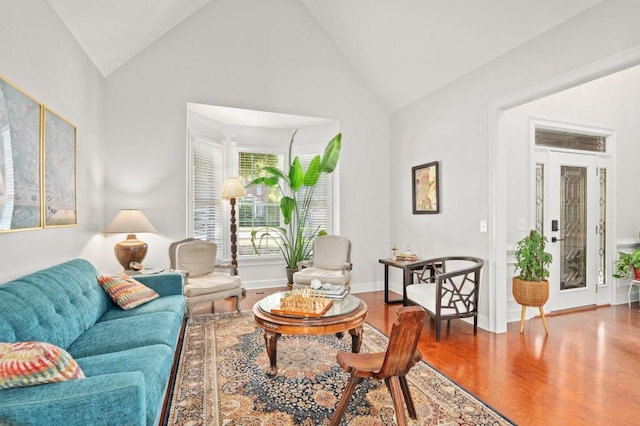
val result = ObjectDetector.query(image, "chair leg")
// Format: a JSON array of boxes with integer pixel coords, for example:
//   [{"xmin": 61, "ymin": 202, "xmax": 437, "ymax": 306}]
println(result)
[
  {"xmin": 398, "ymin": 375, "xmax": 417, "ymax": 419},
  {"xmin": 473, "ymin": 315, "xmax": 478, "ymax": 335},
  {"xmin": 435, "ymin": 319, "xmax": 441, "ymax": 342},
  {"xmin": 235, "ymin": 295, "xmax": 241, "ymax": 313},
  {"xmin": 329, "ymin": 376, "xmax": 361, "ymax": 426},
  {"xmin": 210, "ymin": 301, "xmax": 215, "ymax": 314},
  {"xmin": 388, "ymin": 376, "xmax": 409, "ymax": 426}
]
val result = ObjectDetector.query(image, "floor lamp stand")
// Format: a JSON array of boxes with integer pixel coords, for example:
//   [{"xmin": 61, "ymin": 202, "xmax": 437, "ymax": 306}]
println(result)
[{"xmin": 229, "ymin": 197, "xmax": 246, "ymax": 295}]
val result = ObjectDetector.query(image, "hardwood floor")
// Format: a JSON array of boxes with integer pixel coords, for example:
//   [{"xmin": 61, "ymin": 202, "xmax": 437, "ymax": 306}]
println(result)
[{"xmin": 208, "ymin": 288, "xmax": 640, "ymax": 425}]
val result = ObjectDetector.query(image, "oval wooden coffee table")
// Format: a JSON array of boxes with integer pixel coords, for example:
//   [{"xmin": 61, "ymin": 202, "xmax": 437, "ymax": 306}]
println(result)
[{"xmin": 253, "ymin": 292, "xmax": 368, "ymax": 376}]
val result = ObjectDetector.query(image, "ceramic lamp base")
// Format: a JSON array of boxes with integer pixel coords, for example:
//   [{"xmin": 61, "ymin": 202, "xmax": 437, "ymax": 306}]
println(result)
[{"xmin": 114, "ymin": 234, "xmax": 148, "ymax": 270}]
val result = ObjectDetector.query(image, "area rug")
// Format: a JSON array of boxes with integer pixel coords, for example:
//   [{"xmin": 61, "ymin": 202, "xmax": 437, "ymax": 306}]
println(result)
[{"xmin": 167, "ymin": 312, "xmax": 512, "ymax": 425}]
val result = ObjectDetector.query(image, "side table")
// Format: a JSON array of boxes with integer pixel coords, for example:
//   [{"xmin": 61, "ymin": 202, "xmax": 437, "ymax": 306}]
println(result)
[
  {"xmin": 629, "ymin": 280, "xmax": 640, "ymax": 307},
  {"xmin": 378, "ymin": 258, "xmax": 435, "ymax": 304}
]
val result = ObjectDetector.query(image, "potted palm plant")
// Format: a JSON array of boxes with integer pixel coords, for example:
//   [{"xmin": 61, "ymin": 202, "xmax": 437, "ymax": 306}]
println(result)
[
  {"xmin": 513, "ymin": 230, "xmax": 552, "ymax": 311},
  {"xmin": 612, "ymin": 249, "xmax": 640, "ymax": 279},
  {"xmin": 247, "ymin": 130, "xmax": 341, "ymax": 284}
]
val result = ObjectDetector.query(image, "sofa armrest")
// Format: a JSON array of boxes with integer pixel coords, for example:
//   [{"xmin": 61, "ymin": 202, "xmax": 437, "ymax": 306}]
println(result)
[
  {"xmin": 0, "ymin": 372, "xmax": 146, "ymax": 426},
  {"xmin": 135, "ymin": 272, "xmax": 184, "ymax": 297}
]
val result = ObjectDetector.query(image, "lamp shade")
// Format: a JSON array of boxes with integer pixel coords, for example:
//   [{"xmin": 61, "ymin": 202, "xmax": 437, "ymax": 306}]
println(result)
[
  {"xmin": 222, "ymin": 177, "xmax": 246, "ymax": 199},
  {"xmin": 104, "ymin": 209, "xmax": 157, "ymax": 233}
]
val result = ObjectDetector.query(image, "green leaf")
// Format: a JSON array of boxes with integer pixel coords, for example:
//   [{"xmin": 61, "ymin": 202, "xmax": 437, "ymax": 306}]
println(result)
[
  {"xmin": 280, "ymin": 196, "xmax": 296, "ymax": 225},
  {"xmin": 303, "ymin": 155, "xmax": 321, "ymax": 186},
  {"xmin": 320, "ymin": 133, "xmax": 341, "ymax": 173},
  {"xmin": 289, "ymin": 158, "xmax": 303, "ymax": 192}
]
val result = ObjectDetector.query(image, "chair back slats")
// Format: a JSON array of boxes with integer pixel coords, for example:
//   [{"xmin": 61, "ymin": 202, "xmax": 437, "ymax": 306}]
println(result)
[
  {"xmin": 375, "ymin": 306, "xmax": 425, "ymax": 379},
  {"xmin": 406, "ymin": 256, "xmax": 483, "ymax": 341}
]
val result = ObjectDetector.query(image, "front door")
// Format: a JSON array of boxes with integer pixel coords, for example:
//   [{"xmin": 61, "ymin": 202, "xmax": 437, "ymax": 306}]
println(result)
[{"xmin": 546, "ymin": 151, "xmax": 598, "ymax": 311}]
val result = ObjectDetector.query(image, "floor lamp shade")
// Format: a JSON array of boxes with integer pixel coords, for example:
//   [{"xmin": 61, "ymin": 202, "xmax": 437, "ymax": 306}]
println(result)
[{"xmin": 104, "ymin": 209, "xmax": 157, "ymax": 270}]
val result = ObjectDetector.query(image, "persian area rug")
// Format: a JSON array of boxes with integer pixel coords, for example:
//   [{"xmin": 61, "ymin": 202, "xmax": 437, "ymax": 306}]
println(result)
[{"xmin": 168, "ymin": 312, "xmax": 512, "ymax": 425}]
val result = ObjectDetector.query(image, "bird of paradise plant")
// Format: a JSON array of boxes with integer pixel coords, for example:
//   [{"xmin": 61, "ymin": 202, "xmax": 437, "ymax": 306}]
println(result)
[{"xmin": 247, "ymin": 130, "xmax": 341, "ymax": 278}]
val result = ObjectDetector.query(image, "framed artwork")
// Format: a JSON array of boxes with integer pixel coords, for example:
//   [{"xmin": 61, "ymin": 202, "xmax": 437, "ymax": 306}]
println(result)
[
  {"xmin": 412, "ymin": 161, "xmax": 439, "ymax": 214},
  {"xmin": 44, "ymin": 107, "xmax": 77, "ymax": 227},
  {"xmin": 0, "ymin": 75, "xmax": 43, "ymax": 232}
]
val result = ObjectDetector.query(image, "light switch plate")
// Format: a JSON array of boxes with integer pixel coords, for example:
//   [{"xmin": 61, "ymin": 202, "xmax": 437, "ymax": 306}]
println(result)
[
  {"xmin": 480, "ymin": 220, "xmax": 487, "ymax": 233},
  {"xmin": 518, "ymin": 219, "xmax": 527, "ymax": 231}
]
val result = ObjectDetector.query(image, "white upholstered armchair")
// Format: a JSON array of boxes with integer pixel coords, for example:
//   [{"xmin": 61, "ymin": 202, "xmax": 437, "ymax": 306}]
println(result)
[
  {"xmin": 169, "ymin": 238, "xmax": 242, "ymax": 317},
  {"xmin": 293, "ymin": 235, "xmax": 352, "ymax": 292}
]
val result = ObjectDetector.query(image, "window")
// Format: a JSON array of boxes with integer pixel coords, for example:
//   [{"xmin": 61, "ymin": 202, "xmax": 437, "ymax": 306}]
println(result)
[
  {"xmin": 189, "ymin": 136, "xmax": 334, "ymax": 262},
  {"xmin": 188, "ymin": 134, "xmax": 224, "ymax": 256},
  {"xmin": 237, "ymin": 151, "xmax": 283, "ymax": 255}
]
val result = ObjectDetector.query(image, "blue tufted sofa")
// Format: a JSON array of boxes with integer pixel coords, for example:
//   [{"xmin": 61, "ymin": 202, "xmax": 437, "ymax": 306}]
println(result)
[{"xmin": 0, "ymin": 259, "xmax": 186, "ymax": 426}]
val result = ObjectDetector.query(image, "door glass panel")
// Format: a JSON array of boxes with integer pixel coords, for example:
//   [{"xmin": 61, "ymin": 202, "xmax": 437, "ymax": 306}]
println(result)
[
  {"xmin": 598, "ymin": 168, "xmax": 606, "ymax": 285},
  {"xmin": 535, "ymin": 163, "xmax": 544, "ymax": 235},
  {"xmin": 536, "ymin": 129, "xmax": 605, "ymax": 152},
  {"xmin": 561, "ymin": 166, "xmax": 587, "ymax": 290}
]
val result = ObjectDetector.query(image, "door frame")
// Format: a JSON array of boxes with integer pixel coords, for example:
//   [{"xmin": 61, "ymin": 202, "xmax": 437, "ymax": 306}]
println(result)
[
  {"xmin": 488, "ymin": 46, "xmax": 639, "ymax": 333},
  {"xmin": 529, "ymin": 119, "xmax": 615, "ymax": 312}
]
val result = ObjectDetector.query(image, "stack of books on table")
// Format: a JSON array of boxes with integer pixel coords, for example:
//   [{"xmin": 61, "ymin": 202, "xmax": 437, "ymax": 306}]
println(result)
[
  {"xmin": 396, "ymin": 253, "xmax": 418, "ymax": 261},
  {"xmin": 320, "ymin": 285, "xmax": 348, "ymax": 299}
]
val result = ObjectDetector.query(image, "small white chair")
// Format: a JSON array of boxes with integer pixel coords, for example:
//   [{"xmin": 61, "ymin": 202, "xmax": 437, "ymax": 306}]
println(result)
[
  {"xmin": 169, "ymin": 238, "xmax": 242, "ymax": 317},
  {"xmin": 293, "ymin": 235, "xmax": 352, "ymax": 292}
]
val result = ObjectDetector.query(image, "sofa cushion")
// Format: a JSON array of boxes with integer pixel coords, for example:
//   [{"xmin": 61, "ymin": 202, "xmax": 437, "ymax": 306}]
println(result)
[
  {"xmin": 98, "ymin": 295, "xmax": 185, "ymax": 322},
  {"xmin": 77, "ymin": 344, "xmax": 174, "ymax": 426},
  {"xmin": 0, "ymin": 341, "xmax": 85, "ymax": 389},
  {"xmin": 97, "ymin": 275, "xmax": 159, "ymax": 310},
  {"xmin": 67, "ymin": 312, "xmax": 182, "ymax": 358},
  {"xmin": 0, "ymin": 259, "xmax": 111, "ymax": 347}
]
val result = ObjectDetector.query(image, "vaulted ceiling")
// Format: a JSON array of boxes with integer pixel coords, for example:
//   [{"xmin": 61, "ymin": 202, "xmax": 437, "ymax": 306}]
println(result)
[{"xmin": 48, "ymin": 0, "xmax": 603, "ymax": 113}]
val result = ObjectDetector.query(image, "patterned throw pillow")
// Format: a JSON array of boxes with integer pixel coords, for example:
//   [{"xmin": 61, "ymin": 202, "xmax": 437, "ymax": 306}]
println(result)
[
  {"xmin": 97, "ymin": 274, "xmax": 159, "ymax": 310},
  {"xmin": 0, "ymin": 341, "xmax": 85, "ymax": 389}
]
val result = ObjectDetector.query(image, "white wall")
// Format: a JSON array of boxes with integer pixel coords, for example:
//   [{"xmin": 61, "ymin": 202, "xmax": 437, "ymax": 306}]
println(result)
[
  {"xmin": 102, "ymin": 0, "xmax": 390, "ymax": 287},
  {"xmin": 390, "ymin": 0, "xmax": 640, "ymax": 331},
  {"xmin": 0, "ymin": 0, "xmax": 106, "ymax": 282}
]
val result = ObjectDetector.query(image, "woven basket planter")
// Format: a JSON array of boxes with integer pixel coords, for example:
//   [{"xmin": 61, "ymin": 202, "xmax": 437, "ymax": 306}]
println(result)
[{"xmin": 512, "ymin": 277, "xmax": 549, "ymax": 307}]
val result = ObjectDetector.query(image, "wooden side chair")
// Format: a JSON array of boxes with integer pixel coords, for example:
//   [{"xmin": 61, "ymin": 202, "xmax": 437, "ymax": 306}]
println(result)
[{"xmin": 329, "ymin": 306, "xmax": 425, "ymax": 426}]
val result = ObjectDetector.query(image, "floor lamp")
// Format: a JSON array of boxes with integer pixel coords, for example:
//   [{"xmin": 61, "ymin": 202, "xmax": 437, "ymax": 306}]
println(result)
[{"xmin": 222, "ymin": 177, "xmax": 246, "ymax": 276}]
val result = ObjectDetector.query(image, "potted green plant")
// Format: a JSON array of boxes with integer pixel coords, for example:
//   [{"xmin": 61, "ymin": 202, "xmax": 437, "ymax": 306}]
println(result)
[
  {"xmin": 247, "ymin": 130, "xmax": 341, "ymax": 284},
  {"xmin": 512, "ymin": 230, "xmax": 552, "ymax": 333},
  {"xmin": 612, "ymin": 249, "xmax": 640, "ymax": 279}
]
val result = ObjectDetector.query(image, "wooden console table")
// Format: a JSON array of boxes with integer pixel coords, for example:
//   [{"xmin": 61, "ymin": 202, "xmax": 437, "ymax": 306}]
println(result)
[{"xmin": 379, "ymin": 258, "xmax": 435, "ymax": 304}]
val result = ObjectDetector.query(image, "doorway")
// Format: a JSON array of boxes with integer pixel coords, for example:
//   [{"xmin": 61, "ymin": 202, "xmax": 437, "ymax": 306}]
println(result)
[{"xmin": 534, "ymin": 126, "xmax": 611, "ymax": 312}]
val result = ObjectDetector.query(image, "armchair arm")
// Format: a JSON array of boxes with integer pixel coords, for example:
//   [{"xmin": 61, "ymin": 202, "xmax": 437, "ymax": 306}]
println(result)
[
  {"xmin": 0, "ymin": 372, "xmax": 146, "ymax": 426},
  {"xmin": 341, "ymin": 262, "xmax": 352, "ymax": 273},
  {"xmin": 214, "ymin": 263, "xmax": 236, "ymax": 275},
  {"xmin": 297, "ymin": 260, "xmax": 312, "ymax": 271}
]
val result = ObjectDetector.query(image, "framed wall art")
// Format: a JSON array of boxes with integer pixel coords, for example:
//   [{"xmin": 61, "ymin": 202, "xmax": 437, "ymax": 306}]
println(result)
[
  {"xmin": 412, "ymin": 161, "xmax": 439, "ymax": 214},
  {"xmin": 0, "ymin": 75, "xmax": 43, "ymax": 232},
  {"xmin": 44, "ymin": 107, "xmax": 77, "ymax": 227}
]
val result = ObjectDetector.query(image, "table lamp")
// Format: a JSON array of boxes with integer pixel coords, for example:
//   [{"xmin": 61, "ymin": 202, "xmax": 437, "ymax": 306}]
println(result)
[
  {"xmin": 222, "ymin": 177, "xmax": 246, "ymax": 274},
  {"xmin": 104, "ymin": 209, "xmax": 157, "ymax": 270}
]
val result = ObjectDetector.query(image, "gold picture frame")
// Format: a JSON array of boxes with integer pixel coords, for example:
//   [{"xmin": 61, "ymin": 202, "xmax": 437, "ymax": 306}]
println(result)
[
  {"xmin": 0, "ymin": 74, "xmax": 43, "ymax": 232},
  {"xmin": 43, "ymin": 107, "xmax": 77, "ymax": 227},
  {"xmin": 412, "ymin": 161, "xmax": 439, "ymax": 214}
]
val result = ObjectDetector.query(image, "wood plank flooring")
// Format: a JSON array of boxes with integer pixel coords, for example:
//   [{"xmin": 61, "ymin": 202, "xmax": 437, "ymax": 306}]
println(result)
[{"xmin": 208, "ymin": 288, "xmax": 640, "ymax": 425}]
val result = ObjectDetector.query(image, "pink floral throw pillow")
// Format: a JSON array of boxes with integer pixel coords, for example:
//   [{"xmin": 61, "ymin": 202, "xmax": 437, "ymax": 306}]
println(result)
[{"xmin": 97, "ymin": 274, "xmax": 159, "ymax": 310}]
